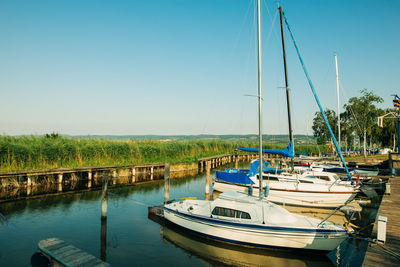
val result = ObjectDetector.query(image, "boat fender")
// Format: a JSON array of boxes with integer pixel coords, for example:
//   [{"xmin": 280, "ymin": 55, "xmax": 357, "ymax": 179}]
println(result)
[
  {"xmin": 264, "ymin": 185, "xmax": 269, "ymax": 197},
  {"xmin": 248, "ymin": 185, "xmax": 253, "ymax": 196}
]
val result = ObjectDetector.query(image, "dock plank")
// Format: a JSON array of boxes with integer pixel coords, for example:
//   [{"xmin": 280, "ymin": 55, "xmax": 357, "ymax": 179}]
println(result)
[
  {"xmin": 38, "ymin": 238, "xmax": 110, "ymax": 266},
  {"xmin": 363, "ymin": 177, "xmax": 400, "ymax": 266}
]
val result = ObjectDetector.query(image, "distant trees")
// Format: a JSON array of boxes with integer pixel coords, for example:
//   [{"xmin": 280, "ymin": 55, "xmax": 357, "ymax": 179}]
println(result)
[
  {"xmin": 343, "ymin": 89, "xmax": 383, "ymax": 157},
  {"xmin": 312, "ymin": 89, "xmax": 392, "ymax": 157},
  {"xmin": 312, "ymin": 109, "xmax": 337, "ymax": 146}
]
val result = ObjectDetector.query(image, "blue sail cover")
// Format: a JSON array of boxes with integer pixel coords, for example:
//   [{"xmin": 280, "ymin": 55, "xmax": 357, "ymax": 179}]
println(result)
[
  {"xmin": 248, "ymin": 160, "xmax": 275, "ymax": 177},
  {"xmin": 216, "ymin": 171, "xmax": 255, "ymax": 185},
  {"xmin": 238, "ymin": 141, "xmax": 294, "ymax": 158}
]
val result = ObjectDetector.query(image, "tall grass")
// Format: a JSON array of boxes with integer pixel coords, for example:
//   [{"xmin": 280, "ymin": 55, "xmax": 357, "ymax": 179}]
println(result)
[{"xmin": 0, "ymin": 136, "xmax": 326, "ymax": 172}]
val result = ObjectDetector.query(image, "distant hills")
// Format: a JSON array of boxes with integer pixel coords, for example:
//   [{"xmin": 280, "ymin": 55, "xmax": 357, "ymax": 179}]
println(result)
[{"xmin": 61, "ymin": 134, "xmax": 316, "ymax": 144}]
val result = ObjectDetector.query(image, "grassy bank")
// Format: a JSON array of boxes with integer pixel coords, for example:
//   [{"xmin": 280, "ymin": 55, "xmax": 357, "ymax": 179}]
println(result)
[{"xmin": 0, "ymin": 135, "xmax": 325, "ymax": 172}]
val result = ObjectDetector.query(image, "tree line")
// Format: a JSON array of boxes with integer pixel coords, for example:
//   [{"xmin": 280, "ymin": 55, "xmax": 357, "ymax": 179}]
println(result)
[{"xmin": 312, "ymin": 89, "xmax": 397, "ymax": 156}]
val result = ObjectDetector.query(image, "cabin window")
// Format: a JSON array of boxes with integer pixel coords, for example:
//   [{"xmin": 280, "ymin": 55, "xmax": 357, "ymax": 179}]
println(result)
[
  {"xmin": 299, "ymin": 179, "xmax": 313, "ymax": 184},
  {"xmin": 316, "ymin": 176, "xmax": 330, "ymax": 181},
  {"xmin": 212, "ymin": 207, "xmax": 251, "ymax": 219},
  {"xmin": 258, "ymin": 176, "xmax": 279, "ymax": 181}
]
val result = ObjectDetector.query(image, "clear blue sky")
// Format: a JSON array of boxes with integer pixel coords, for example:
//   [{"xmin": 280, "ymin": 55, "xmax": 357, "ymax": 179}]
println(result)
[{"xmin": 1, "ymin": 0, "xmax": 399, "ymax": 136}]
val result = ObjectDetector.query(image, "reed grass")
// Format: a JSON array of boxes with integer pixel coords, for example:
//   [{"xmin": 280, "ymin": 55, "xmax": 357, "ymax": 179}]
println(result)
[{"xmin": 0, "ymin": 135, "xmax": 325, "ymax": 172}]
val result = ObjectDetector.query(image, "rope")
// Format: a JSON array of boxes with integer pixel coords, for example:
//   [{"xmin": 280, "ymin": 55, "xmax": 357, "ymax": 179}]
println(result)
[
  {"xmin": 0, "ymin": 212, "xmax": 37, "ymax": 242},
  {"xmin": 107, "ymin": 191, "xmax": 156, "ymax": 207},
  {"xmin": 375, "ymin": 242, "xmax": 400, "ymax": 261},
  {"xmin": 282, "ymin": 12, "xmax": 352, "ymax": 181},
  {"xmin": 346, "ymin": 235, "xmax": 400, "ymax": 260}
]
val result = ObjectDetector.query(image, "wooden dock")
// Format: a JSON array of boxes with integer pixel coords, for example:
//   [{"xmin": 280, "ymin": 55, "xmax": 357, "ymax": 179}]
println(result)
[
  {"xmin": 38, "ymin": 238, "xmax": 110, "ymax": 266},
  {"xmin": 0, "ymin": 163, "xmax": 167, "ymax": 187},
  {"xmin": 197, "ymin": 153, "xmax": 291, "ymax": 173},
  {"xmin": 363, "ymin": 177, "xmax": 400, "ymax": 266}
]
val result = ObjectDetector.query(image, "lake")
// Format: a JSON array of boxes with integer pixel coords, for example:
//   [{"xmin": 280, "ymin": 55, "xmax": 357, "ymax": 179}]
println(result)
[{"xmin": 0, "ymin": 164, "xmax": 379, "ymax": 266}]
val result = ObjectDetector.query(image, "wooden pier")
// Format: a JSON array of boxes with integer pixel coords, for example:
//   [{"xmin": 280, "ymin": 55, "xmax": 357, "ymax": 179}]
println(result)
[
  {"xmin": 0, "ymin": 152, "xmax": 293, "ymax": 190},
  {"xmin": 0, "ymin": 163, "xmax": 167, "ymax": 188},
  {"xmin": 363, "ymin": 177, "xmax": 400, "ymax": 266},
  {"xmin": 37, "ymin": 238, "xmax": 110, "ymax": 266},
  {"xmin": 197, "ymin": 153, "xmax": 289, "ymax": 173}
]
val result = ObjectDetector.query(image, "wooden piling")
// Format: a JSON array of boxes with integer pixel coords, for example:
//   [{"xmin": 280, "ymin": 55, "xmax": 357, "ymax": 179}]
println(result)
[
  {"xmin": 101, "ymin": 175, "xmax": 108, "ymax": 220},
  {"xmin": 100, "ymin": 217, "xmax": 107, "ymax": 261},
  {"xmin": 57, "ymin": 173, "xmax": 63, "ymax": 184},
  {"xmin": 131, "ymin": 168, "xmax": 136, "ymax": 183},
  {"xmin": 164, "ymin": 163, "xmax": 170, "ymax": 203},
  {"xmin": 206, "ymin": 161, "xmax": 211, "ymax": 199}
]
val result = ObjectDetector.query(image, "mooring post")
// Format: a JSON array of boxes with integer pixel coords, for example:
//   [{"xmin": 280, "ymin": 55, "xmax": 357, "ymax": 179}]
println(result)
[
  {"xmin": 206, "ymin": 161, "xmax": 211, "ymax": 200},
  {"xmin": 57, "ymin": 173, "xmax": 63, "ymax": 192},
  {"xmin": 235, "ymin": 156, "xmax": 239, "ymax": 169},
  {"xmin": 164, "ymin": 163, "xmax": 170, "ymax": 203},
  {"xmin": 27, "ymin": 175, "xmax": 32, "ymax": 187},
  {"xmin": 101, "ymin": 173, "xmax": 108, "ymax": 220},
  {"xmin": 57, "ymin": 173, "xmax": 63, "ymax": 184},
  {"xmin": 131, "ymin": 168, "xmax": 136, "ymax": 183},
  {"xmin": 100, "ymin": 215, "xmax": 107, "ymax": 262},
  {"xmin": 150, "ymin": 166, "xmax": 154, "ymax": 180},
  {"xmin": 100, "ymin": 172, "xmax": 108, "ymax": 262},
  {"xmin": 88, "ymin": 171, "xmax": 92, "ymax": 188}
]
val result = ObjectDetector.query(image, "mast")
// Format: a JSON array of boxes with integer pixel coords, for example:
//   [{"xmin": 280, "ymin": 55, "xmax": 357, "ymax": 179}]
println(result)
[
  {"xmin": 279, "ymin": 6, "xmax": 294, "ymax": 172},
  {"xmin": 334, "ymin": 53, "xmax": 341, "ymax": 153},
  {"xmin": 256, "ymin": 0, "xmax": 263, "ymax": 199}
]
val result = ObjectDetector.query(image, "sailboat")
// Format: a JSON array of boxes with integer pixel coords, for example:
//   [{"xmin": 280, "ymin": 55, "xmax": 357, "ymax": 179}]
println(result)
[
  {"xmin": 162, "ymin": 2, "xmax": 348, "ymax": 252},
  {"xmin": 212, "ymin": 6, "xmax": 359, "ymax": 208}
]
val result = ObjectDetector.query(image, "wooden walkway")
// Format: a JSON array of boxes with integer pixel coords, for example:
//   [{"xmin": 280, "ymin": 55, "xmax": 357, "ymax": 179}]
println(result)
[
  {"xmin": 363, "ymin": 177, "xmax": 400, "ymax": 266},
  {"xmin": 38, "ymin": 238, "xmax": 110, "ymax": 266}
]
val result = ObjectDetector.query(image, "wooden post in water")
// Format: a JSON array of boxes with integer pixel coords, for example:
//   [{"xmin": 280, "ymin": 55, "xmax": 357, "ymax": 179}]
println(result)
[
  {"xmin": 164, "ymin": 163, "xmax": 170, "ymax": 203},
  {"xmin": 100, "ymin": 217, "xmax": 107, "ymax": 262},
  {"xmin": 57, "ymin": 173, "xmax": 63, "ymax": 192},
  {"xmin": 111, "ymin": 170, "xmax": 117, "ymax": 185},
  {"xmin": 235, "ymin": 156, "xmax": 239, "ymax": 169},
  {"xmin": 27, "ymin": 175, "xmax": 32, "ymax": 187},
  {"xmin": 101, "ymin": 173, "xmax": 108, "ymax": 220},
  {"xmin": 131, "ymin": 168, "xmax": 136, "ymax": 183},
  {"xmin": 26, "ymin": 183, "xmax": 31, "ymax": 196},
  {"xmin": 57, "ymin": 173, "xmax": 63, "ymax": 183},
  {"xmin": 205, "ymin": 161, "xmax": 211, "ymax": 200},
  {"xmin": 150, "ymin": 166, "xmax": 154, "ymax": 180},
  {"xmin": 100, "ymin": 172, "xmax": 108, "ymax": 262},
  {"xmin": 88, "ymin": 171, "xmax": 92, "ymax": 188}
]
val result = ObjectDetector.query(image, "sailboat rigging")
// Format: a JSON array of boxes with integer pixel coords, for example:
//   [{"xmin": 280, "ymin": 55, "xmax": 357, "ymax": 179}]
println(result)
[
  {"xmin": 212, "ymin": 5, "xmax": 359, "ymax": 208},
  {"xmin": 159, "ymin": 2, "xmax": 349, "ymax": 252}
]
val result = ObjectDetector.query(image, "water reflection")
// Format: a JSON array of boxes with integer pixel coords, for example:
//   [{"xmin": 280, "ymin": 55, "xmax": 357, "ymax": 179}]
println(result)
[
  {"xmin": 0, "ymin": 162, "xmax": 388, "ymax": 267},
  {"xmin": 327, "ymin": 183, "xmax": 386, "ymax": 266},
  {"xmin": 157, "ymin": 219, "xmax": 332, "ymax": 267}
]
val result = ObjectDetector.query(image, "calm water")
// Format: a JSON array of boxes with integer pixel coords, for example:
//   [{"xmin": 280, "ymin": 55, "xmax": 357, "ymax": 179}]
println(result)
[{"xmin": 0, "ymin": 165, "xmax": 381, "ymax": 266}]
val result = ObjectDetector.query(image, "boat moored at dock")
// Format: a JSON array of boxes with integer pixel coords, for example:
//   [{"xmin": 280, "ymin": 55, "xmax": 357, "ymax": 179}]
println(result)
[{"xmin": 163, "ymin": 191, "xmax": 349, "ymax": 252}]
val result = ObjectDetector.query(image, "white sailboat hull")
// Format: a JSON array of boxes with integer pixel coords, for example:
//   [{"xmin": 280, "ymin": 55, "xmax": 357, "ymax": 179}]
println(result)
[
  {"xmin": 164, "ymin": 207, "xmax": 346, "ymax": 252},
  {"xmin": 213, "ymin": 181, "xmax": 357, "ymax": 208}
]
